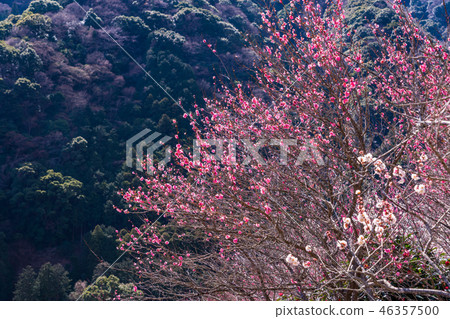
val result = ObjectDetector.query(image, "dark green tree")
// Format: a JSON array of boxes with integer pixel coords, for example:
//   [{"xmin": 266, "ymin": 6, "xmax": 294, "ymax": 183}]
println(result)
[
  {"xmin": 0, "ymin": 20, "xmax": 13, "ymax": 39},
  {"xmin": 143, "ymin": 11, "xmax": 174, "ymax": 29},
  {"xmin": 26, "ymin": 0, "xmax": 62, "ymax": 14},
  {"xmin": 9, "ymin": 164, "xmax": 86, "ymax": 246},
  {"xmin": 81, "ymin": 225, "xmax": 119, "ymax": 274},
  {"xmin": 34, "ymin": 263, "xmax": 71, "ymax": 300},
  {"xmin": 13, "ymin": 266, "xmax": 38, "ymax": 301},
  {"xmin": 83, "ymin": 8, "xmax": 103, "ymax": 29},
  {"xmin": 80, "ymin": 275, "xmax": 142, "ymax": 301},
  {"xmin": 156, "ymin": 113, "xmax": 175, "ymax": 134},
  {"xmin": 0, "ymin": 40, "xmax": 19, "ymax": 66},
  {"xmin": 19, "ymin": 45, "xmax": 43, "ymax": 74},
  {"xmin": 112, "ymin": 15, "xmax": 150, "ymax": 38},
  {"xmin": 0, "ymin": 232, "xmax": 13, "ymax": 300},
  {"xmin": 16, "ymin": 13, "xmax": 52, "ymax": 38}
]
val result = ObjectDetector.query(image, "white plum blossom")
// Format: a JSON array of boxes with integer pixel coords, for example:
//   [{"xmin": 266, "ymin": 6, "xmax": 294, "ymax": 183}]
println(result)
[
  {"xmin": 357, "ymin": 154, "xmax": 387, "ymax": 176},
  {"xmin": 414, "ymin": 184, "xmax": 426, "ymax": 195},
  {"xmin": 357, "ymin": 211, "xmax": 370, "ymax": 224},
  {"xmin": 305, "ymin": 245, "xmax": 312, "ymax": 252},
  {"xmin": 337, "ymin": 240, "xmax": 348, "ymax": 250},
  {"xmin": 357, "ymin": 153, "xmax": 375, "ymax": 165},
  {"xmin": 364, "ymin": 153, "xmax": 374, "ymax": 162},
  {"xmin": 411, "ymin": 173, "xmax": 420, "ymax": 181},
  {"xmin": 420, "ymin": 154, "xmax": 428, "ymax": 162},
  {"xmin": 375, "ymin": 226, "xmax": 384, "ymax": 234},
  {"xmin": 374, "ymin": 159, "xmax": 386, "ymax": 174},
  {"xmin": 302, "ymin": 261, "xmax": 311, "ymax": 268},
  {"xmin": 383, "ymin": 213, "xmax": 397, "ymax": 225},
  {"xmin": 364, "ymin": 223, "xmax": 373, "ymax": 233},
  {"xmin": 357, "ymin": 235, "xmax": 366, "ymax": 246},
  {"xmin": 343, "ymin": 217, "xmax": 351, "ymax": 229},
  {"xmin": 374, "ymin": 159, "xmax": 386, "ymax": 169},
  {"xmin": 393, "ymin": 165, "xmax": 406, "ymax": 178},
  {"xmin": 285, "ymin": 254, "xmax": 299, "ymax": 266}
]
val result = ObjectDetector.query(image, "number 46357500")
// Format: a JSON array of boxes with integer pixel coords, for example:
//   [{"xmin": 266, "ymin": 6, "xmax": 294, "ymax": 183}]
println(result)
[{"xmin": 379, "ymin": 306, "xmax": 439, "ymax": 316}]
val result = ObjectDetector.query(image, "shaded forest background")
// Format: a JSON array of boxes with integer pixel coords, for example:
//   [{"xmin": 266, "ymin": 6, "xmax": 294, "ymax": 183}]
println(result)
[{"xmin": 0, "ymin": 0, "xmax": 448, "ymax": 300}]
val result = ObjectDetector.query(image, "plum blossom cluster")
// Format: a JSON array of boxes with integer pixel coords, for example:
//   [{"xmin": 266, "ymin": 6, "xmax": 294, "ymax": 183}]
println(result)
[
  {"xmin": 285, "ymin": 253, "xmax": 300, "ymax": 266},
  {"xmin": 286, "ymin": 253, "xmax": 311, "ymax": 269},
  {"xmin": 358, "ymin": 152, "xmax": 386, "ymax": 173},
  {"xmin": 358, "ymin": 152, "xmax": 428, "ymax": 195}
]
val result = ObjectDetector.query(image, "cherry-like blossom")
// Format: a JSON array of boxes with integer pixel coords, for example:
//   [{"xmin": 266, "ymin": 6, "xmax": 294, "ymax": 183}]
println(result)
[
  {"xmin": 414, "ymin": 184, "xmax": 426, "ymax": 195},
  {"xmin": 337, "ymin": 240, "xmax": 348, "ymax": 250},
  {"xmin": 285, "ymin": 254, "xmax": 300, "ymax": 266}
]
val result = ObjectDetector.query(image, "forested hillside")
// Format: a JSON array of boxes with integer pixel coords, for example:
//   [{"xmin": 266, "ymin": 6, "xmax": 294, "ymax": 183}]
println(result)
[
  {"xmin": 0, "ymin": 0, "xmax": 265, "ymax": 301},
  {"xmin": 0, "ymin": 0, "xmax": 448, "ymax": 300}
]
